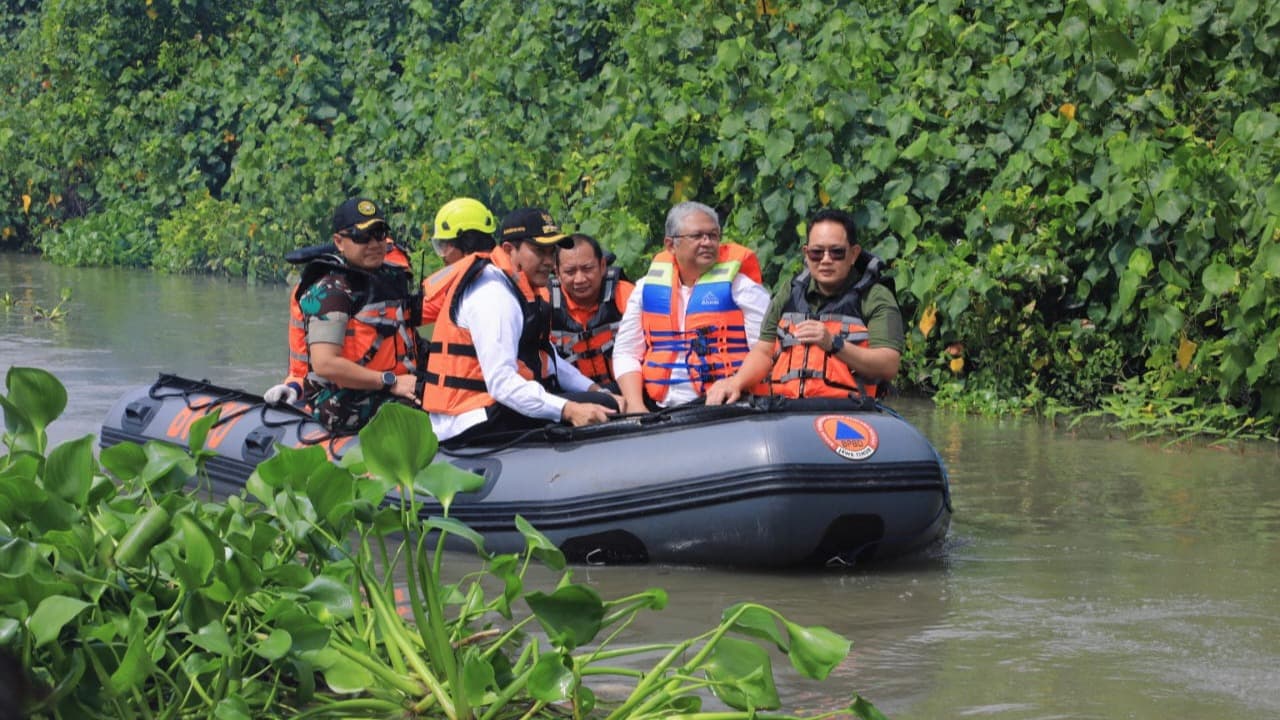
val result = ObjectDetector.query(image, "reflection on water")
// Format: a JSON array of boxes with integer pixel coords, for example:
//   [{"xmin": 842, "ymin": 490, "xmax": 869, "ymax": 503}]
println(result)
[{"xmin": 4, "ymin": 253, "xmax": 1280, "ymax": 719}]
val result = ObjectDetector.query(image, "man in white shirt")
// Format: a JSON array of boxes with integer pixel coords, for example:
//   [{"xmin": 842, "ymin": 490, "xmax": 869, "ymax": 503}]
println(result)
[
  {"xmin": 421, "ymin": 207, "xmax": 618, "ymax": 443},
  {"xmin": 613, "ymin": 201, "xmax": 771, "ymax": 411}
]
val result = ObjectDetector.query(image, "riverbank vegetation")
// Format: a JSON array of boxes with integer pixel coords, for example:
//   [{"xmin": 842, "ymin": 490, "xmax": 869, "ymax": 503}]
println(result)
[
  {"xmin": 1, "ymin": 0, "xmax": 1277, "ymax": 440},
  {"xmin": 0, "ymin": 365, "xmax": 884, "ymax": 718}
]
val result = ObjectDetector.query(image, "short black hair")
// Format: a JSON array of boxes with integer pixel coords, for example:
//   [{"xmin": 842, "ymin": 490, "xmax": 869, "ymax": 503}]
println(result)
[
  {"xmin": 562, "ymin": 233, "xmax": 604, "ymax": 260},
  {"xmin": 455, "ymin": 229, "xmax": 496, "ymax": 254},
  {"xmin": 808, "ymin": 208, "xmax": 857, "ymax": 244}
]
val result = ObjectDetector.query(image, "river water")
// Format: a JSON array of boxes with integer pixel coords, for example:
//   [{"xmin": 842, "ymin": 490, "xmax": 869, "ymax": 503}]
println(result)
[{"xmin": 3, "ymin": 252, "xmax": 1278, "ymax": 719}]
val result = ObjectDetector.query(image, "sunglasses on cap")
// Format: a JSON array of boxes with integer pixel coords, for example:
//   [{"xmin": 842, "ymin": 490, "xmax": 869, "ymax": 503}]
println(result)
[
  {"xmin": 343, "ymin": 225, "xmax": 389, "ymax": 245},
  {"xmin": 804, "ymin": 246, "xmax": 849, "ymax": 262}
]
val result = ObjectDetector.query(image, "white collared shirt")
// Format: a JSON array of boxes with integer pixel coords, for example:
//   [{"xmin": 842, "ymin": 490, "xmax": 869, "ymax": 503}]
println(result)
[
  {"xmin": 612, "ymin": 273, "xmax": 770, "ymax": 406},
  {"xmin": 430, "ymin": 265, "xmax": 594, "ymax": 441}
]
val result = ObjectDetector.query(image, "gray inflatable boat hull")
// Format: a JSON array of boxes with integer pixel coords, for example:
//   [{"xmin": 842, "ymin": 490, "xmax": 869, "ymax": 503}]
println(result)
[{"xmin": 100, "ymin": 375, "xmax": 951, "ymax": 568}]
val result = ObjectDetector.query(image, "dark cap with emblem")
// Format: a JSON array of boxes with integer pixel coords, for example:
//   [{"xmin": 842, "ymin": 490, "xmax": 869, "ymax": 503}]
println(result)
[
  {"xmin": 332, "ymin": 197, "xmax": 388, "ymax": 234},
  {"xmin": 499, "ymin": 207, "xmax": 574, "ymax": 248}
]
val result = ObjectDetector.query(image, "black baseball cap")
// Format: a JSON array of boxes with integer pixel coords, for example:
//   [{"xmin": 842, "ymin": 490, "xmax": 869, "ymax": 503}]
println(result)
[
  {"xmin": 499, "ymin": 208, "xmax": 574, "ymax": 248},
  {"xmin": 332, "ymin": 197, "xmax": 388, "ymax": 234}
]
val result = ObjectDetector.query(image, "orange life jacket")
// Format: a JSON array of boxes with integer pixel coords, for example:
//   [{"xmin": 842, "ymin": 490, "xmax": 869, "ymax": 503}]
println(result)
[
  {"xmin": 285, "ymin": 239, "xmax": 411, "ymax": 386},
  {"xmin": 763, "ymin": 254, "xmax": 889, "ymax": 399},
  {"xmin": 420, "ymin": 248, "xmax": 558, "ymax": 415},
  {"xmin": 294, "ymin": 255, "xmax": 418, "ymax": 394},
  {"xmin": 548, "ymin": 266, "xmax": 631, "ymax": 386},
  {"xmin": 639, "ymin": 242, "xmax": 762, "ymax": 403}
]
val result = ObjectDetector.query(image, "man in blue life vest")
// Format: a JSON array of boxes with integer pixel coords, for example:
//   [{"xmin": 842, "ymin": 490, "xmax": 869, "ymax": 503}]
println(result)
[
  {"xmin": 612, "ymin": 201, "xmax": 772, "ymax": 410},
  {"xmin": 548, "ymin": 234, "xmax": 635, "ymax": 391},
  {"xmin": 296, "ymin": 197, "xmax": 420, "ymax": 432},
  {"xmin": 705, "ymin": 208, "xmax": 904, "ymax": 404}
]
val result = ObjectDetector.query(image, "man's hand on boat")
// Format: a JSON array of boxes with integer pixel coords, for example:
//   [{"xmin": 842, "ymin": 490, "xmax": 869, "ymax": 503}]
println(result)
[
  {"xmin": 704, "ymin": 378, "xmax": 743, "ymax": 406},
  {"xmin": 561, "ymin": 400, "xmax": 616, "ymax": 427}
]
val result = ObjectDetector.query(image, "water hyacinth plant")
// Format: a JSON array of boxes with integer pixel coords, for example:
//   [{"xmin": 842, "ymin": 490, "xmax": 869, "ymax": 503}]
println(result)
[{"xmin": 0, "ymin": 366, "xmax": 887, "ymax": 719}]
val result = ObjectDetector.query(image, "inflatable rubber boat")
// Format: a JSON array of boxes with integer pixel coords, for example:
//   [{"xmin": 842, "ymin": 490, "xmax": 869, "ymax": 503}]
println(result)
[{"xmin": 100, "ymin": 374, "xmax": 951, "ymax": 568}]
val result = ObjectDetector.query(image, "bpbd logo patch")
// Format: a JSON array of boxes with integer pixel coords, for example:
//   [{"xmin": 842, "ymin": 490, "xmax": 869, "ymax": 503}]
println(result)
[{"xmin": 814, "ymin": 415, "xmax": 879, "ymax": 460}]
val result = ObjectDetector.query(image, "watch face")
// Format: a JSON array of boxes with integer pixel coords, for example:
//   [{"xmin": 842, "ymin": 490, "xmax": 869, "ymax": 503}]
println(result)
[{"xmin": 382, "ymin": 371, "xmax": 396, "ymax": 388}]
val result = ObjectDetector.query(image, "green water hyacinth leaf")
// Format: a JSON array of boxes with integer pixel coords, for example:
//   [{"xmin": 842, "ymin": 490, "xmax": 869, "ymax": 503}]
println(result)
[
  {"xmin": 138, "ymin": 442, "xmax": 197, "ymax": 490},
  {"xmin": 0, "ymin": 617, "xmax": 17, "ymax": 645},
  {"xmin": 313, "ymin": 648, "xmax": 373, "ymax": 694},
  {"xmin": 300, "ymin": 576, "xmax": 354, "ymax": 620},
  {"xmin": 27, "ymin": 594, "xmax": 90, "ymax": 647},
  {"xmin": 249, "ymin": 443, "xmax": 329, "ymax": 496},
  {"xmin": 850, "ymin": 694, "xmax": 891, "ymax": 720},
  {"xmin": 704, "ymin": 635, "xmax": 780, "ymax": 710},
  {"xmin": 305, "ymin": 461, "xmax": 359, "ymax": 527},
  {"xmin": 461, "ymin": 648, "xmax": 497, "ymax": 706},
  {"xmin": 186, "ymin": 407, "xmax": 219, "ymax": 456},
  {"xmin": 43, "ymin": 434, "xmax": 94, "ymax": 506},
  {"xmin": 515, "ymin": 515, "xmax": 565, "ymax": 570},
  {"xmin": 110, "ymin": 618, "xmax": 156, "ymax": 694},
  {"xmin": 527, "ymin": 584, "xmax": 604, "ymax": 650},
  {"xmin": 5, "ymin": 366, "xmax": 65, "ymax": 433},
  {"xmin": 192, "ymin": 621, "xmax": 234, "ymax": 656},
  {"xmin": 173, "ymin": 513, "xmax": 217, "ymax": 589},
  {"xmin": 782, "ymin": 619, "xmax": 851, "ymax": 680},
  {"xmin": 724, "ymin": 603, "xmax": 787, "ymax": 650},
  {"xmin": 99, "ymin": 440, "xmax": 146, "ymax": 482},
  {"xmin": 254, "ymin": 628, "xmax": 292, "ymax": 661},
  {"xmin": 213, "ymin": 696, "xmax": 253, "ymax": 720},
  {"xmin": 359, "ymin": 402, "xmax": 435, "ymax": 487},
  {"xmin": 424, "ymin": 516, "xmax": 487, "ymax": 556},
  {"xmin": 528, "ymin": 653, "xmax": 574, "ymax": 702},
  {"xmin": 415, "ymin": 460, "xmax": 484, "ymax": 513}
]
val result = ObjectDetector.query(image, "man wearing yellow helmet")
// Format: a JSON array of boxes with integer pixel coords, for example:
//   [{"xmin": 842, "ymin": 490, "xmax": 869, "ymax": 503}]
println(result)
[
  {"xmin": 418, "ymin": 197, "xmax": 499, "ymax": 331},
  {"xmin": 421, "ymin": 204, "xmax": 618, "ymax": 443}
]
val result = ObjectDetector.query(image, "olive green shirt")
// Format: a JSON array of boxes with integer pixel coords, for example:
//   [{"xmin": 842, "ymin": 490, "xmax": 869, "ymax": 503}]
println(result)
[{"xmin": 758, "ymin": 275, "xmax": 904, "ymax": 353}]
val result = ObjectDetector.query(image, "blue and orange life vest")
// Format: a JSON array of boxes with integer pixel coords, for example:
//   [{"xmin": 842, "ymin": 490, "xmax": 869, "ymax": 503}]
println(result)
[
  {"xmin": 639, "ymin": 242, "xmax": 762, "ymax": 403},
  {"xmin": 420, "ymin": 247, "xmax": 558, "ymax": 415}
]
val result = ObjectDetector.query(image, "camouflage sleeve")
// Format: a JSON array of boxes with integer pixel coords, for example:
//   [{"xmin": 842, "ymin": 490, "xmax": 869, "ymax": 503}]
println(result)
[{"xmin": 300, "ymin": 274, "xmax": 355, "ymax": 347}]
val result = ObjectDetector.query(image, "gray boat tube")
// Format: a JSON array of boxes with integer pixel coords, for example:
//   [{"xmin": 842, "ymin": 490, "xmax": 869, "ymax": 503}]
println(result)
[{"xmin": 100, "ymin": 374, "xmax": 951, "ymax": 568}]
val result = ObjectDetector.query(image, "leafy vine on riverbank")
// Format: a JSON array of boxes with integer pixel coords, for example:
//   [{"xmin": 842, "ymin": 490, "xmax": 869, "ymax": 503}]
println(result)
[{"xmin": 1, "ymin": 0, "xmax": 1277, "ymax": 438}]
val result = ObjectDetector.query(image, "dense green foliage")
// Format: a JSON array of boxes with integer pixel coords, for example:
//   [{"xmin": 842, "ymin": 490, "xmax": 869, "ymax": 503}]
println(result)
[
  {"xmin": 1, "ymin": 366, "xmax": 882, "ymax": 719},
  {"xmin": 1, "ymin": 0, "xmax": 1277, "ymax": 437}
]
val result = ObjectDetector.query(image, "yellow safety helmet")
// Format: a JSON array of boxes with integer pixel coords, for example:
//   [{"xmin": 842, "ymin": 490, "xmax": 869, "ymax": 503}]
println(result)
[{"xmin": 432, "ymin": 198, "xmax": 496, "ymax": 241}]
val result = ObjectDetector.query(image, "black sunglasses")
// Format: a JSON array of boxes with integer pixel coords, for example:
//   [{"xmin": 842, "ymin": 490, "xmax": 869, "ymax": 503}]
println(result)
[
  {"xmin": 804, "ymin": 246, "xmax": 848, "ymax": 261},
  {"xmin": 344, "ymin": 225, "xmax": 389, "ymax": 245}
]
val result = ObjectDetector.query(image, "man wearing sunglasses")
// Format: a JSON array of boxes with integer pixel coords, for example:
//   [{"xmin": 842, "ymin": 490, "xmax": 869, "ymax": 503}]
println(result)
[
  {"xmin": 294, "ymin": 197, "xmax": 421, "ymax": 432},
  {"xmin": 705, "ymin": 208, "xmax": 903, "ymax": 404}
]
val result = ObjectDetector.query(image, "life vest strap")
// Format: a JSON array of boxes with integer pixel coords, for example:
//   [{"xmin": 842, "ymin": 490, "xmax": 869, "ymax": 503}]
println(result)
[{"xmin": 422, "ymin": 371, "xmax": 488, "ymax": 392}]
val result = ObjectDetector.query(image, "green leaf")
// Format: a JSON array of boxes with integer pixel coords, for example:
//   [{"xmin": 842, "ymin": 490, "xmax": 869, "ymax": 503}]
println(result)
[
  {"xmin": 528, "ymin": 653, "xmax": 573, "ymax": 702},
  {"xmin": 1202, "ymin": 262, "xmax": 1238, "ymax": 296},
  {"xmin": 359, "ymin": 402, "xmax": 436, "ymax": 487},
  {"xmin": 191, "ymin": 621, "xmax": 233, "ymax": 656},
  {"xmin": 461, "ymin": 649, "xmax": 497, "ymax": 707},
  {"xmin": 213, "ymin": 696, "xmax": 253, "ymax": 720},
  {"xmin": 526, "ymin": 584, "xmax": 604, "ymax": 650},
  {"xmin": 315, "ymin": 649, "xmax": 373, "ymax": 694},
  {"xmin": 28, "ymin": 595, "xmax": 91, "ymax": 648},
  {"xmin": 5, "ymin": 366, "xmax": 66, "ymax": 432},
  {"xmin": 300, "ymin": 576, "xmax": 355, "ymax": 620},
  {"xmin": 43, "ymin": 435, "xmax": 96, "ymax": 507},
  {"xmin": 781, "ymin": 620, "xmax": 851, "ymax": 680},
  {"xmin": 424, "ymin": 516, "xmax": 487, "ymax": 556},
  {"xmin": 173, "ymin": 514, "xmax": 217, "ymax": 589},
  {"xmin": 515, "ymin": 515, "xmax": 564, "ymax": 570},
  {"xmin": 253, "ymin": 629, "xmax": 292, "ymax": 661},
  {"xmin": 763, "ymin": 128, "xmax": 795, "ymax": 168},
  {"xmin": 851, "ymin": 694, "xmax": 892, "ymax": 720},
  {"xmin": 725, "ymin": 604, "xmax": 787, "ymax": 650},
  {"xmin": 99, "ymin": 441, "xmax": 147, "ymax": 483},
  {"xmin": 414, "ymin": 460, "xmax": 484, "ymax": 514},
  {"xmin": 703, "ymin": 636, "xmax": 780, "ymax": 711},
  {"xmin": 110, "ymin": 618, "xmax": 155, "ymax": 695}
]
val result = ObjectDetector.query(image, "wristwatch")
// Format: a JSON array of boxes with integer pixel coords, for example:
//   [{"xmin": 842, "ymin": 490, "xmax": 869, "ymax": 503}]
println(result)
[
  {"xmin": 381, "ymin": 371, "xmax": 397, "ymax": 390},
  {"xmin": 828, "ymin": 334, "xmax": 846, "ymax": 354}
]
